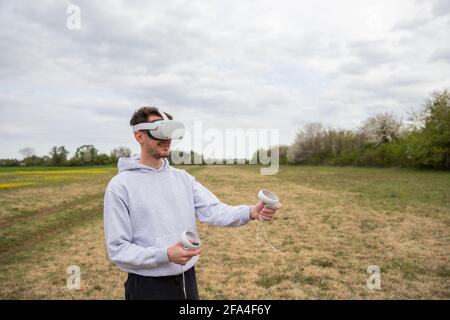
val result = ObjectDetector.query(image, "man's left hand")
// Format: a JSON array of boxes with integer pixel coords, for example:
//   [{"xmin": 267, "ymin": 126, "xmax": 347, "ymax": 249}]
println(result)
[{"xmin": 250, "ymin": 201, "xmax": 282, "ymax": 221}]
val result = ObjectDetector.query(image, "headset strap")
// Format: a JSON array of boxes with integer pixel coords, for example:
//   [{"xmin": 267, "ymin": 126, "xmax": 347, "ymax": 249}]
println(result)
[
  {"xmin": 132, "ymin": 122, "xmax": 158, "ymax": 132},
  {"xmin": 132, "ymin": 110, "xmax": 169, "ymax": 132},
  {"xmin": 160, "ymin": 110, "xmax": 169, "ymax": 120}
]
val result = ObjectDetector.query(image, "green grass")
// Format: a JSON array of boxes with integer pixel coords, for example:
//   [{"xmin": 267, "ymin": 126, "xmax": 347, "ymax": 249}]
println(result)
[{"xmin": 273, "ymin": 166, "xmax": 450, "ymax": 210}]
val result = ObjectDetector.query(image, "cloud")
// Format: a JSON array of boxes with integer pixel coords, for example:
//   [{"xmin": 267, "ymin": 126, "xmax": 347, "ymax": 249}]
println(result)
[
  {"xmin": 430, "ymin": 48, "xmax": 450, "ymax": 63},
  {"xmin": 0, "ymin": 0, "xmax": 449, "ymax": 158},
  {"xmin": 431, "ymin": 0, "xmax": 450, "ymax": 17},
  {"xmin": 392, "ymin": 17, "xmax": 432, "ymax": 32}
]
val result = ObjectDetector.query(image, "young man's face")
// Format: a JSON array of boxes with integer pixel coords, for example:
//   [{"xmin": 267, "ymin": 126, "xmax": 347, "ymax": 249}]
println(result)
[{"xmin": 135, "ymin": 113, "xmax": 171, "ymax": 159}]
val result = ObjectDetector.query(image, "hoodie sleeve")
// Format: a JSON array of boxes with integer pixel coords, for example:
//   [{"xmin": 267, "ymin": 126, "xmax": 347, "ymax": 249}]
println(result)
[
  {"xmin": 103, "ymin": 189, "xmax": 169, "ymax": 269},
  {"xmin": 192, "ymin": 178, "xmax": 251, "ymax": 227}
]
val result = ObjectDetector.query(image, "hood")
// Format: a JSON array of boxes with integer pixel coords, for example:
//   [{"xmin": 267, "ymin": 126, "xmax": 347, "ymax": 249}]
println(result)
[{"xmin": 118, "ymin": 154, "xmax": 169, "ymax": 173}]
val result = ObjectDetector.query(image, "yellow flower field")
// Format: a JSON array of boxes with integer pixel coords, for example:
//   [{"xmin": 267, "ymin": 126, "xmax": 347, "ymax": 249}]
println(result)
[{"xmin": 0, "ymin": 182, "xmax": 36, "ymax": 189}]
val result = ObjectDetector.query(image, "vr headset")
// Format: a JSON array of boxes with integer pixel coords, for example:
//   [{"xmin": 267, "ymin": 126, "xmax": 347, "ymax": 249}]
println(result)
[{"xmin": 132, "ymin": 111, "xmax": 185, "ymax": 140}]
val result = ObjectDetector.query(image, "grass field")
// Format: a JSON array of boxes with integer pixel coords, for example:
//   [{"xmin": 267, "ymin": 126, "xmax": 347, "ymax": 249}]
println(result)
[{"xmin": 0, "ymin": 164, "xmax": 449, "ymax": 299}]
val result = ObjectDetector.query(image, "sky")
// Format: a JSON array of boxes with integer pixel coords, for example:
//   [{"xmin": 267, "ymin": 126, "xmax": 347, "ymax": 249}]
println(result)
[{"xmin": 0, "ymin": 0, "xmax": 449, "ymax": 159}]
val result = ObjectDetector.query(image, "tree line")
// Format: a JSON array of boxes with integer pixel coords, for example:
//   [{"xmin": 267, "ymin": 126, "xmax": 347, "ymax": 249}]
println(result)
[
  {"xmin": 0, "ymin": 145, "xmax": 132, "ymax": 167},
  {"xmin": 2, "ymin": 90, "xmax": 448, "ymax": 170},
  {"xmin": 253, "ymin": 89, "xmax": 450, "ymax": 170}
]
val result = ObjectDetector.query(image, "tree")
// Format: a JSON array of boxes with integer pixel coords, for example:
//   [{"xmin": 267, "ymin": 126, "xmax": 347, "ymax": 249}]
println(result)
[
  {"xmin": 287, "ymin": 124, "xmax": 364, "ymax": 165},
  {"xmin": 95, "ymin": 153, "xmax": 113, "ymax": 165},
  {"xmin": 0, "ymin": 159, "xmax": 20, "ymax": 166},
  {"xmin": 110, "ymin": 146, "xmax": 132, "ymax": 163},
  {"xmin": 360, "ymin": 112, "xmax": 402, "ymax": 145},
  {"xmin": 23, "ymin": 155, "xmax": 47, "ymax": 166},
  {"xmin": 49, "ymin": 146, "xmax": 69, "ymax": 165},
  {"xmin": 287, "ymin": 123, "xmax": 328, "ymax": 164},
  {"xmin": 19, "ymin": 147, "xmax": 35, "ymax": 159},
  {"xmin": 72, "ymin": 145, "xmax": 99, "ymax": 165},
  {"xmin": 407, "ymin": 89, "xmax": 450, "ymax": 169}
]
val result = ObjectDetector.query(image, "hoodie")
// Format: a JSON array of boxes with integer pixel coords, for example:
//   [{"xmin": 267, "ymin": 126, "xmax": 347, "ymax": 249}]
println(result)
[{"xmin": 103, "ymin": 155, "xmax": 251, "ymax": 277}]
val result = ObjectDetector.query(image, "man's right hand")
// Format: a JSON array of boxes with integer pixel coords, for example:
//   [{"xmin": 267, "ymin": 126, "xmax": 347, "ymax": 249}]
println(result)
[{"xmin": 167, "ymin": 241, "xmax": 202, "ymax": 265}]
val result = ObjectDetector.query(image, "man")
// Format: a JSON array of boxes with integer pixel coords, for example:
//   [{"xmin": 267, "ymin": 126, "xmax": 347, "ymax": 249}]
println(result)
[{"xmin": 103, "ymin": 106, "xmax": 282, "ymax": 300}]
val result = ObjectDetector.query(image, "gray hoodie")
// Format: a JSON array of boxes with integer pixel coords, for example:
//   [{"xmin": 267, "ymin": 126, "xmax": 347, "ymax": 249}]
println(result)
[{"xmin": 103, "ymin": 155, "xmax": 251, "ymax": 277}]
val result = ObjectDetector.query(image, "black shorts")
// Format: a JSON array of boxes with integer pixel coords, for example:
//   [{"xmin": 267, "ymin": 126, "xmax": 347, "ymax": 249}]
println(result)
[{"xmin": 124, "ymin": 266, "xmax": 200, "ymax": 300}]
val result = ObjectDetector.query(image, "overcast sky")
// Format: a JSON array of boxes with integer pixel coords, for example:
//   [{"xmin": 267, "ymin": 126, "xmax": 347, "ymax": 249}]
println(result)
[{"xmin": 1, "ymin": 0, "xmax": 449, "ymax": 159}]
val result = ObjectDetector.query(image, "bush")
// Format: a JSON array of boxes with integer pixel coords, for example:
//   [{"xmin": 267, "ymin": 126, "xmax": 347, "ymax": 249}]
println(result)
[
  {"xmin": 407, "ymin": 90, "xmax": 450, "ymax": 169},
  {"xmin": 0, "ymin": 159, "xmax": 21, "ymax": 167}
]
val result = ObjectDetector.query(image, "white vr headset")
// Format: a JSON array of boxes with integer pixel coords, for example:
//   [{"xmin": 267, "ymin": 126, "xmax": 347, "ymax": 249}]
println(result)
[{"xmin": 132, "ymin": 111, "xmax": 185, "ymax": 140}]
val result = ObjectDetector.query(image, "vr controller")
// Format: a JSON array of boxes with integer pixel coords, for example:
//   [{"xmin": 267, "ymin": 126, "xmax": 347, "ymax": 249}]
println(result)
[
  {"xmin": 181, "ymin": 230, "xmax": 201, "ymax": 250},
  {"xmin": 258, "ymin": 189, "xmax": 279, "ymax": 221}
]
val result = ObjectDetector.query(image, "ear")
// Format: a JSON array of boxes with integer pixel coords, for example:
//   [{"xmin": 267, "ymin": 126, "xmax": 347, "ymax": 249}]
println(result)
[{"xmin": 134, "ymin": 131, "xmax": 145, "ymax": 144}]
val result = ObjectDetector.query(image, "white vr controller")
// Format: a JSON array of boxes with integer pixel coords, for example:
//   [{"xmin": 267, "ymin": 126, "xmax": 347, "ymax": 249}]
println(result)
[
  {"xmin": 258, "ymin": 189, "xmax": 279, "ymax": 221},
  {"xmin": 181, "ymin": 230, "xmax": 201, "ymax": 250}
]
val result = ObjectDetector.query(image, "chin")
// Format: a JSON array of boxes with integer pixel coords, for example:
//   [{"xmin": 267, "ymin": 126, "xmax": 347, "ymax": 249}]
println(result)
[{"xmin": 160, "ymin": 151, "xmax": 170, "ymax": 158}]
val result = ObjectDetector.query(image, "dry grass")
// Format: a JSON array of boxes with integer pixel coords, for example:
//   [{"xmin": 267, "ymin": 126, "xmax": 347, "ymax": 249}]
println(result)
[{"xmin": 0, "ymin": 165, "xmax": 449, "ymax": 299}]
